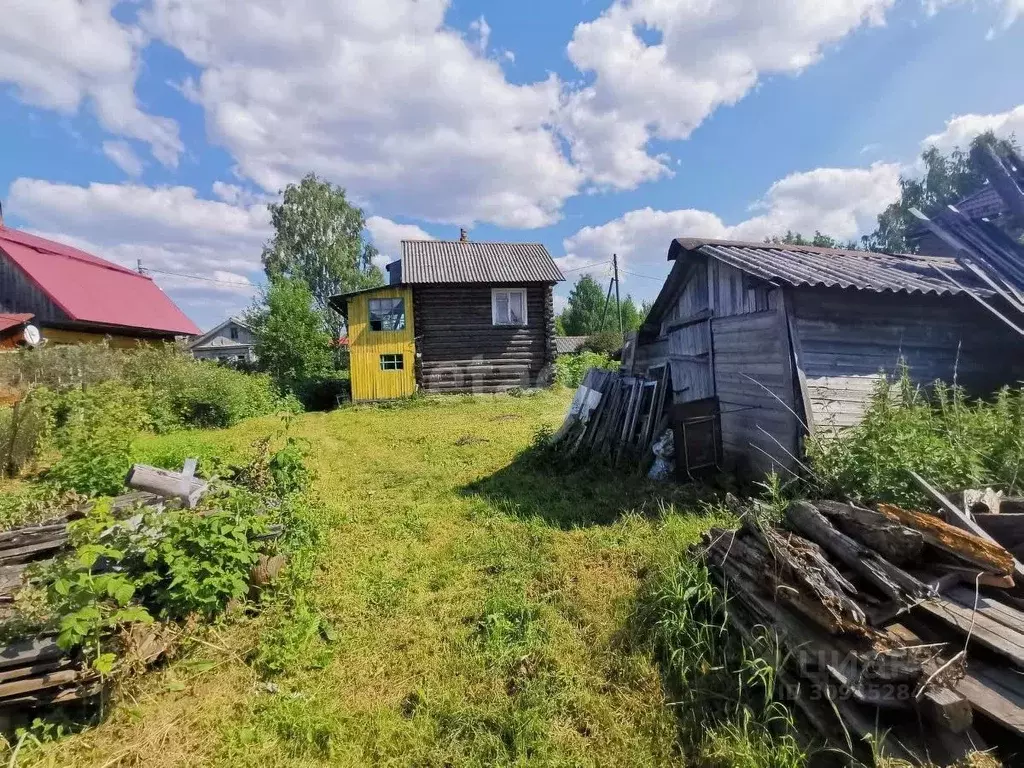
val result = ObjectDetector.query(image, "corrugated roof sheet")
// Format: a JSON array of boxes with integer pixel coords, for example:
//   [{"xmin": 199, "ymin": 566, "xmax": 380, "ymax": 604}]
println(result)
[
  {"xmin": 554, "ymin": 336, "xmax": 589, "ymax": 355},
  {"xmin": 400, "ymin": 240, "xmax": 563, "ymax": 284},
  {"xmin": 0, "ymin": 227, "xmax": 200, "ymax": 335},
  {"xmin": 0, "ymin": 313, "xmax": 33, "ymax": 334},
  {"xmin": 669, "ymin": 238, "xmax": 989, "ymax": 297}
]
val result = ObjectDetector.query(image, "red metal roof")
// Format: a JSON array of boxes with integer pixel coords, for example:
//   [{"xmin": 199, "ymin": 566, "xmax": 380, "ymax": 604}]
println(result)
[
  {"xmin": 0, "ymin": 227, "xmax": 200, "ymax": 336},
  {"xmin": 0, "ymin": 313, "xmax": 33, "ymax": 334}
]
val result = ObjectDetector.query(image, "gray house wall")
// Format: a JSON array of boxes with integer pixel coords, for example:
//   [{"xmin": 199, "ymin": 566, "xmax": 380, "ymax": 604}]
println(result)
[
  {"xmin": 634, "ymin": 256, "xmax": 798, "ymax": 476},
  {"xmin": 789, "ymin": 287, "xmax": 1024, "ymax": 431},
  {"xmin": 190, "ymin": 320, "xmax": 256, "ymax": 363}
]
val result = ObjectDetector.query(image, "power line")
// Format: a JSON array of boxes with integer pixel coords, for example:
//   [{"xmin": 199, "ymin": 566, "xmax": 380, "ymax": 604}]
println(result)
[
  {"xmin": 141, "ymin": 266, "xmax": 255, "ymax": 288},
  {"xmin": 561, "ymin": 259, "xmax": 611, "ymax": 273},
  {"xmin": 621, "ymin": 269, "xmax": 664, "ymax": 282}
]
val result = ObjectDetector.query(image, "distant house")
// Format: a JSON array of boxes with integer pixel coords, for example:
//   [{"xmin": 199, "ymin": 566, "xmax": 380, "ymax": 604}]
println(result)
[
  {"xmin": 188, "ymin": 317, "xmax": 256, "ymax": 363},
  {"xmin": 330, "ymin": 234, "xmax": 563, "ymax": 401},
  {"xmin": 632, "ymin": 237, "xmax": 1024, "ymax": 477},
  {"xmin": 0, "ymin": 225, "xmax": 199, "ymax": 344}
]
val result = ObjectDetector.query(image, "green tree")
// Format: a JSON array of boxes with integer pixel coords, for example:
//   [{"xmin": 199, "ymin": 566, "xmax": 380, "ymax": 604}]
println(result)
[
  {"xmin": 619, "ymin": 295, "xmax": 643, "ymax": 332},
  {"xmin": 864, "ymin": 131, "xmax": 1019, "ymax": 253},
  {"xmin": 248, "ymin": 277, "xmax": 333, "ymax": 396},
  {"xmin": 559, "ymin": 274, "xmax": 609, "ymax": 336},
  {"xmin": 261, "ymin": 173, "xmax": 383, "ymax": 331},
  {"xmin": 767, "ymin": 231, "xmax": 859, "ymax": 249}
]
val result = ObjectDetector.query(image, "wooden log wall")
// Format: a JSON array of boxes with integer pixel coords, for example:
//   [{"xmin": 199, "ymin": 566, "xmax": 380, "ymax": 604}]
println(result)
[
  {"xmin": 413, "ymin": 283, "xmax": 555, "ymax": 393},
  {"xmin": 789, "ymin": 287, "xmax": 1024, "ymax": 431}
]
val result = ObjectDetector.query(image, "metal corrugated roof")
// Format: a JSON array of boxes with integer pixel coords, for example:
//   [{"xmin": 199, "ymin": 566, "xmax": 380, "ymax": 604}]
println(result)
[
  {"xmin": 0, "ymin": 226, "xmax": 201, "ymax": 335},
  {"xmin": 399, "ymin": 240, "xmax": 564, "ymax": 284},
  {"xmin": 554, "ymin": 336, "xmax": 589, "ymax": 355},
  {"xmin": 668, "ymin": 238, "xmax": 990, "ymax": 297}
]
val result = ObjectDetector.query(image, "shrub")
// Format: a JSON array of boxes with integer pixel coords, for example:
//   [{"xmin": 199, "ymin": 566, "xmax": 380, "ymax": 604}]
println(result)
[
  {"xmin": 810, "ymin": 366, "xmax": 1024, "ymax": 507},
  {"xmin": 581, "ymin": 330, "xmax": 622, "ymax": 356},
  {"xmin": 46, "ymin": 383, "xmax": 148, "ymax": 496},
  {"xmin": 297, "ymin": 372, "xmax": 351, "ymax": 411},
  {"xmin": 554, "ymin": 351, "xmax": 619, "ymax": 389},
  {"xmin": 169, "ymin": 363, "xmax": 287, "ymax": 429}
]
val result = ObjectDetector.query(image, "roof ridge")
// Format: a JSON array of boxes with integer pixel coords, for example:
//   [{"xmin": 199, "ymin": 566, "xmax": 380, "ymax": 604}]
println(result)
[{"xmin": 0, "ymin": 227, "xmax": 148, "ymax": 279}]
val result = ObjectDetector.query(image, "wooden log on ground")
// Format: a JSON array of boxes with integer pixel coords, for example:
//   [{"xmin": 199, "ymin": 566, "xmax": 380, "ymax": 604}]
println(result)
[
  {"xmin": 0, "ymin": 536, "xmax": 68, "ymax": 565},
  {"xmin": 0, "ymin": 668, "xmax": 81, "ymax": 700},
  {"xmin": 0, "ymin": 637, "xmax": 63, "ymax": 671},
  {"xmin": 917, "ymin": 596, "xmax": 1024, "ymax": 668},
  {"xmin": 0, "ymin": 523, "xmax": 67, "ymax": 549},
  {"xmin": 877, "ymin": 503, "xmax": 1016, "ymax": 577},
  {"xmin": 125, "ymin": 464, "xmax": 207, "ymax": 509},
  {"xmin": 814, "ymin": 500, "xmax": 924, "ymax": 564},
  {"xmin": 786, "ymin": 501, "xmax": 929, "ymax": 604},
  {"xmin": 910, "ymin": 471, "xmax": 1024, "ymax": 584}
]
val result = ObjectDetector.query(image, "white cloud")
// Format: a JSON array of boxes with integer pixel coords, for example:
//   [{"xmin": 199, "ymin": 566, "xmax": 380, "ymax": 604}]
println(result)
[
  {"xmin": 0, "ymin": 0, "xmax": 182, "ymax": 166},
  {"xmin": 7, "ymin": 178, "xmax": 270, "ymax": 326},
  {"xmin": 365, "ymin": 216, "xmax": 433, "ymax": 270},
  {"xmin": 142, "ymin": 0, "xmax": 581, "ymax": 228},
  {"xmin": 560, "ymin": 0, "xmax": 893, "ymax": 189},
  {"xmin": 560, "ymin": 163, "xmax": 901, "ymax": 295},
  {"xmin": 468, "ymin": 16, "xmax": 491, "ymax": 55},
  {"xmin": 922, "ymin": 104, "xmax": 1024, "ymax": 153},
  {"xmin": 923, "ymin": 0, "xmax": 1024, "ymax": 32},
  {"xmin": 102, "ymin": 140, "xmax": 144, "ymax": 177}
]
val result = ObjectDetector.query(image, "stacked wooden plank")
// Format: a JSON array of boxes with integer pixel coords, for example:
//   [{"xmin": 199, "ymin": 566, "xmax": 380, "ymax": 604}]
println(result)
[
  {"xmin": 552, "ymin": 367, "xmax": 671, "ymax": 468},
  {"xmin": 701, "ymin": 496, "xmax": 1024, "ymax": 765}
]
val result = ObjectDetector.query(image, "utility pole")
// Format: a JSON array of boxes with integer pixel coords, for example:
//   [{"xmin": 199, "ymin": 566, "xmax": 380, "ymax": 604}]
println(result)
[{"xmin": 613, "ymin": 253, "xmax": 622, "ymax": 335}]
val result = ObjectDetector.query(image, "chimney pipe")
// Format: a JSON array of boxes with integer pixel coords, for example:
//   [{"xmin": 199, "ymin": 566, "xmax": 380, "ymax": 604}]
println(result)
[
  {"xmin": 0, "ymin": 201, "xmax": 4, "ymax": 228},
  {"xmin": 459, "ymin": 228, "xmax": 468, "ymax": 242}
]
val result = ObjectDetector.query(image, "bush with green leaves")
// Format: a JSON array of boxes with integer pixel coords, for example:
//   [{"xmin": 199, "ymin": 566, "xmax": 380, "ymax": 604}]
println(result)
[
  {"xmin": 553, "ymin": 351, "xmax": 619, "ymax": 389},
  {"xmin": 809, "ymin": 367, "xmax": 1024, "ymax": 507},
  {"xmin": 45, "ymin": 383, "xmax": 148, "ymax": 496},
  {"xmin": 581, "ymin": 330, "xmax": 623, "ymax": 356}
]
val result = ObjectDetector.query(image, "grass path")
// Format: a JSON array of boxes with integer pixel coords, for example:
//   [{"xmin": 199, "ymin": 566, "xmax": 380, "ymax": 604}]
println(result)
[{"xmin": 25, "ymin": 391, "xmax": 720, "ymax": 767}]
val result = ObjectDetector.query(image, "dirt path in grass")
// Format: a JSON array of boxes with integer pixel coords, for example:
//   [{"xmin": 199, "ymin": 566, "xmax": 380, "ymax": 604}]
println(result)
[{"xmin": 22, "ymin": 392, "xmax": 716, "ymax": 767}]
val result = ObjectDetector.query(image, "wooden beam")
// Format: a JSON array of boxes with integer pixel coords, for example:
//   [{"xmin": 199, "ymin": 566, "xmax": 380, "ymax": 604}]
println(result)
[
  {"xmin": 910, "ymin": 470, "xmax": 1024, "ymax": 583},
  {"xmin": 663, "ymin": 308, "xmax": 712, "ymax": 333}
]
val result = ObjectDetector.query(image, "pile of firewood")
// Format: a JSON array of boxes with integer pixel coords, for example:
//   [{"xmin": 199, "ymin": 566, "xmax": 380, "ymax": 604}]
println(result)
[{"xmin": 701, "ymin": 482, "xmax": 1024, "ymax": 765}]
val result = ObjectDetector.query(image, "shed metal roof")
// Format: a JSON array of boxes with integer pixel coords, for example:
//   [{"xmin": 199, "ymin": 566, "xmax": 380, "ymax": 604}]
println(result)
[
  {"xmin": 399, "ymin": 240, "xmax": 563, "ymax": 284},
  {"xmin": 668, "ymin": 238, "xmax": 988, "ymax": 297},
  {"xmin": 554, "ymin": 336, "xmax": 588, "ymax": 355}
]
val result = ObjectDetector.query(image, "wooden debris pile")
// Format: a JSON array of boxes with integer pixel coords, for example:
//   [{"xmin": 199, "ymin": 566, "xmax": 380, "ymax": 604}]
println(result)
[
  {"xmin": 551, "ymin": 367, "xmax": 671, "ymax": 469},
  {"xmin": 0, "ymin": 462, "xmax": 208, "ymax": 721},
  {"xmin": 702, "ymin": 490, "xmax": 1024, "ymax": 766}
]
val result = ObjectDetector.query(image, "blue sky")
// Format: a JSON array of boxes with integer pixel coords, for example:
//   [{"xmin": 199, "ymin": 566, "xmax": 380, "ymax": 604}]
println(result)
[{"xmin": 2, "ymin": 0, "xmax": 1023, "ymax": 329}]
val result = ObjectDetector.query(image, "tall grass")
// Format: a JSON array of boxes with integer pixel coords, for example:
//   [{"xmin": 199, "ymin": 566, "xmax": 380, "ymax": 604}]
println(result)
[
  {"xmin": 636, "ymin": 554, "xmax": 808, "ymax": 768},
  {"xmin": 809, "ymin": 366, "xmax": 1024, "ymax": 507}
]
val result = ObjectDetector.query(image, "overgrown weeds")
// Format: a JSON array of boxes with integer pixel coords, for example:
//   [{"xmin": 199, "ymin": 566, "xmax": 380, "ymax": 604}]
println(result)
[
  {"xmin": 554, "ymin": 350, "xmax": 618, "ymax": 388},
  {"xmin": 810, "ymin": 365, "xmax": 1024, "ymax": 507}
]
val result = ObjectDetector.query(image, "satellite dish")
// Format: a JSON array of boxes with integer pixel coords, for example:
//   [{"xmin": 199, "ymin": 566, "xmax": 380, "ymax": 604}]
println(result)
[{"xmin": 21, "ymin": 325, "xmax": 41, "ymax": 347}]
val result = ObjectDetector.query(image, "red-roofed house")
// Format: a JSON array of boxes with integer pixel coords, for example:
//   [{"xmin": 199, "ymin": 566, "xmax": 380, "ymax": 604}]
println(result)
[{"xmin": 0, "ymin": 224, "xmax": 200, "ymax": 346}]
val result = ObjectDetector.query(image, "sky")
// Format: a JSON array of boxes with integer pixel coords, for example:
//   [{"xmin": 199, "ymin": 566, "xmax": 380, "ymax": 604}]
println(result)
[{"xmin": 2, "ymin": 0, "xmax": 1024, "ymax": 330}]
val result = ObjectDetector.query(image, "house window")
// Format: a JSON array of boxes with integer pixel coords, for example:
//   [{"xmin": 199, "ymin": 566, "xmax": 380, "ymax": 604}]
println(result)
[
  {"xmin": 229, "ymin": 326, "xmax": 239, "ymax": 340},
  {"xmin": 369, "ymin": 298, "xmax": 406, "ymax": 331},
  {"xmin": 492, "ymin": 289, "xmax": 527, "ymax": 326},
  {"xmin": 380, "ymin": 353, "xmax": 404, "ymax": 371}
]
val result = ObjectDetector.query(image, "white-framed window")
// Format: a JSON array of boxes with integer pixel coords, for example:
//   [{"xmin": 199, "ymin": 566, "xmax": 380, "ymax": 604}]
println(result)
[
  {"xmin": 491, "ymin": 288, "xmax": 527, "ymax": 326},
  {"xmin": 369, "ymin": 298, "xmax": 406, "ymax": 331},
  {"xmin": 380, "ymin": 353, "xmax": 404, "ymax": 371}
]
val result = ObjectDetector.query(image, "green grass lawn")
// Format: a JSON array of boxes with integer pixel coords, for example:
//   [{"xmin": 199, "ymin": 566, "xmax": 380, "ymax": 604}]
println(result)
[{"xmin": 25, "ymin": 390, "xmax": 725, "ymax": 767}]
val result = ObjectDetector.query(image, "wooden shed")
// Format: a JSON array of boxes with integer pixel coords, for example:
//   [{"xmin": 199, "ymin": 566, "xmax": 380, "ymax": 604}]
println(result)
[
  {"xmin": 632, "ymin": 238, "xmax": 1024, "ymax": 477},
  {"xmin": 330, "ymin": 237, "xmax": 563, "ymax": 401}
]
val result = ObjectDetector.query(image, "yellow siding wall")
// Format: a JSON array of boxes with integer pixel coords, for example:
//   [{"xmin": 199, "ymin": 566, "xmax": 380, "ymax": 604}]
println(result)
[
  {"xmin": 348, "ymin": 286, "xmax": 416, "ymax": 401},
  {"xmin": 41, "ymin": 327, "xmax": 174, "ymax": 348}
]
